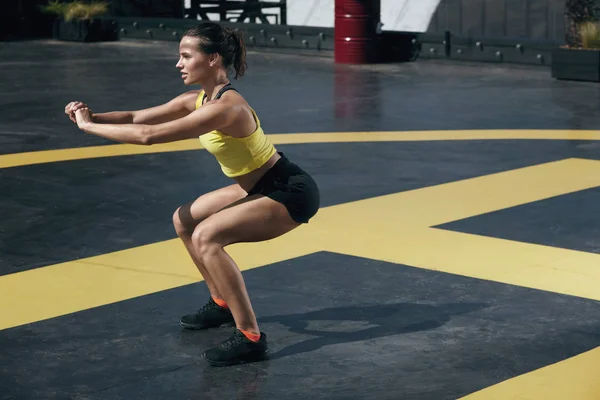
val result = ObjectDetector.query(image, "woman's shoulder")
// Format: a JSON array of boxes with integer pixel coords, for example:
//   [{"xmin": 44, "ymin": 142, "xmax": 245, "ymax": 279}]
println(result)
[
  {"xmin": 218, "ymin": 88, "xmax": 252, "ymax": 108},
  {"xmin": 197, "ymin": 86, "xmax": 251, "ymax": 114},
  {"xmin": 185, "ymin": 89, "xmax": 203, "ymax": 110}
]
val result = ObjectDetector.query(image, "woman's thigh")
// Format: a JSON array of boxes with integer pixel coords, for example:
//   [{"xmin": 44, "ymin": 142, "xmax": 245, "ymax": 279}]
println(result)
[
  {"xmin": 173, "ymin": 184, "xmax": 247, "ymax": 234},
  {"xmin": 192, "ymin": 194, "xmax": 301, "ymax": 248}
]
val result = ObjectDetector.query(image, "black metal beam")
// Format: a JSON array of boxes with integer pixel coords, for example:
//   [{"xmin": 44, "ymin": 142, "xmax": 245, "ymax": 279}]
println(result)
[{"xmin": 186, "ymin": 0, "xmax": 286, "ymax": 25}]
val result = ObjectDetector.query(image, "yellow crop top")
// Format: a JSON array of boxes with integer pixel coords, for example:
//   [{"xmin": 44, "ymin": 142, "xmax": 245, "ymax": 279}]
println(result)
[{"xmin": 195, "ymin": 89, "xmax": 276, "ymax": 178}]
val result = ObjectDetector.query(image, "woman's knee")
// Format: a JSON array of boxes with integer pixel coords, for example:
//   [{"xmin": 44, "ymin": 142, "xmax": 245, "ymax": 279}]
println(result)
[
  {"xmin": 191, "ymin": 223, "xmax": 222, "ymax": 258},
  {"xmin": 173, "ymin": 205, "xmax": 195, "ymax": 237}
]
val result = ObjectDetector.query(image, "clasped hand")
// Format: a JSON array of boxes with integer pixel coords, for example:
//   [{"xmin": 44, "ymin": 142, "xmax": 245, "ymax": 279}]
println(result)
[{"xmin": 64, "ymin": 101, "xmax": 93, "ymax": 128}]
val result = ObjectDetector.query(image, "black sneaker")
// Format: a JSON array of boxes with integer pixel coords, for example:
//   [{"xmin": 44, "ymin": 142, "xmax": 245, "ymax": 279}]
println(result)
[
  {"xmin": 203, "ymin": 329, "xmax": 268, "ymax": 367},
  {"xmin": 180, "ymin": 298, "xmax": 235, "ymax": 330}
]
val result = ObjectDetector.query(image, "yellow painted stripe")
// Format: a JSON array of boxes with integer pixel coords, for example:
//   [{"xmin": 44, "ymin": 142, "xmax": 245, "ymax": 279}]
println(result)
[
  {"xmin": 0, "ymin": 228, "xmax": 321, "ymax": 330},
  {"xmin": 2, "ymin": 129, "xmax": 600, "ymax": 169},
  {"xmin": 330, "ymin": 158, "xmax": 600, "ymax": 228},
  {"xmin": 460, "ymin": 346, "xmax": 600, "ymax": 399},
  {"xmin": 314, "ymin": 158, "xmax": 600, "ymax": 230},
  {"xmin": 418, "ymin": 158, "xmax": 600, "ymax": 225},
  {"xmin": 0, "ymin": 140, "xmax": 203, "ymax": 169},
  {"xmin": 329, "ymin": 227, "xmax": 600, "ymax": 301}
]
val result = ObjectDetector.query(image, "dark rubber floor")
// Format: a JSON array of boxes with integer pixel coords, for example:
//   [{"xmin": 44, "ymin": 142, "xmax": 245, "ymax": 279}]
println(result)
[
  {"xmin": 437, "ymin": 185, "xmax": 600, "ymax": 254},
  {"xmin": 1, "ymin": 39, "xmax": 600, "ymax": 156},
  {"xmin": 1, "ymin": 38, "xmax": 600, "ymax": 399}
]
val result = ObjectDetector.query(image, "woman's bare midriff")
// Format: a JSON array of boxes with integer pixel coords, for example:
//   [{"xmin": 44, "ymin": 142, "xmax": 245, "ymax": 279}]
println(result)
[{"xmin": 231, "ymin": 151, "xmax": 281, "ymax": 193}]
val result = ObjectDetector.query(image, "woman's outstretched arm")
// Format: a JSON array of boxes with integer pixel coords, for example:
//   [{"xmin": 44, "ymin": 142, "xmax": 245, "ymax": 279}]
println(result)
[
  {"xmin": 74, "ymin": 98, "xmax": 240, "ymax": 146},
  {"xmin": 65, "ymin": 91, "xmax": 200, "ymax": 125}
]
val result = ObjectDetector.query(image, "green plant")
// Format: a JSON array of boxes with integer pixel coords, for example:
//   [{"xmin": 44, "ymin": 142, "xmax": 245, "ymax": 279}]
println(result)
[
  {"xmin": 41, "ymin": 0, "xmax": 109, "ymax": 22},
  {"xmin": 580, "ymin": 21, "xmax": 600, "ymax": 48},
  {"xmin": 565, "ymin": 0, "xmax": 598, "ymax": 48},
  {"xmin": 41, "ymin": 0, "xmax": 68, "ymax": 16}
]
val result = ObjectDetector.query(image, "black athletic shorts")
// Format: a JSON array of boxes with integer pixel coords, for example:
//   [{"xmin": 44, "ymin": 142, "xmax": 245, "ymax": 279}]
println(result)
[{"xmin": 247, "ymin": 152, "xmax": 320, "ymax": 223}]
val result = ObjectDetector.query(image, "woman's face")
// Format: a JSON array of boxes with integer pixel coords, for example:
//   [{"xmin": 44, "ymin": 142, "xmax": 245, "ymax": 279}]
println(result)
[{"xmin": 176, "ymin": 36, "xmax": 217, "ymax": 85}]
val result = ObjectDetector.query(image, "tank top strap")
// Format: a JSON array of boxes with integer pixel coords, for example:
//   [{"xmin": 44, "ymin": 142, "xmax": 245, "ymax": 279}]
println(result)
[
  {"xmin": 214, "ymin": 83, "xmax": 238, "ymax": 99},
  {"xmin": 201, "ymin": 83, "xmax": 238, "ymax": 105}
]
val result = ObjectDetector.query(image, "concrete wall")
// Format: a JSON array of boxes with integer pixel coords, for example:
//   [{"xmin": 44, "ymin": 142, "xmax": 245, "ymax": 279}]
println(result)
[{"xmin": 427, "ymin": 0, "xmax": 566, "ymax": 42}]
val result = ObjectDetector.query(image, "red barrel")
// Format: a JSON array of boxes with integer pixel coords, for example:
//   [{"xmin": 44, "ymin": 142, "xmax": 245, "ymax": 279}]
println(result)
[{"xmin": 334, "ymin": 0, "xmax": 381, "ymax": 64}]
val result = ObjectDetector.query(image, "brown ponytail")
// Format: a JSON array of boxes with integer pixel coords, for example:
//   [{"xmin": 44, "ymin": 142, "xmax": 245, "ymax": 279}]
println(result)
[
  {"xmin": 223, "ymin": 27, "xmax": 247, "ymax": 79},
  {"xmin": 184, "ymin": 22, "xmax": 247, "ymax": 79}
]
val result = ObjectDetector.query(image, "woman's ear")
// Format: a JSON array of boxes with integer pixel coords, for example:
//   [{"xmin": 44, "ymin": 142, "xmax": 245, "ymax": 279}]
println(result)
[{"xmin": 208, "ymin": 53, "xmax": 220, "ymax": 67}]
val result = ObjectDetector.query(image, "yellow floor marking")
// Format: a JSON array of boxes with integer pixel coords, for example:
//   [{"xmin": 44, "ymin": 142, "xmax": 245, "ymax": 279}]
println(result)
[
  {"xmin": 0, "ymin": 140, "xmax": 203, "ymax": 169},
  {"xmin": 324, "ymin": 158, "xmax": 600, "ymax": 227},
  {"xmin": 0, "ymin": 231, "xmax": 320, "ymax": 330},
  {"xmin": 329, "ymin": 228, "xmax": 600, "ymax": 301},
  {"xmin": 2, "ymin": 157, "xmax": 600, "ymax": 331},
  {"xmin": 460, "ymin": 346, "xmax": 600, "ymax": 399},
  {"xmin": 2, "ymin": 129, "xmax": 600, "ymax": 169}
]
